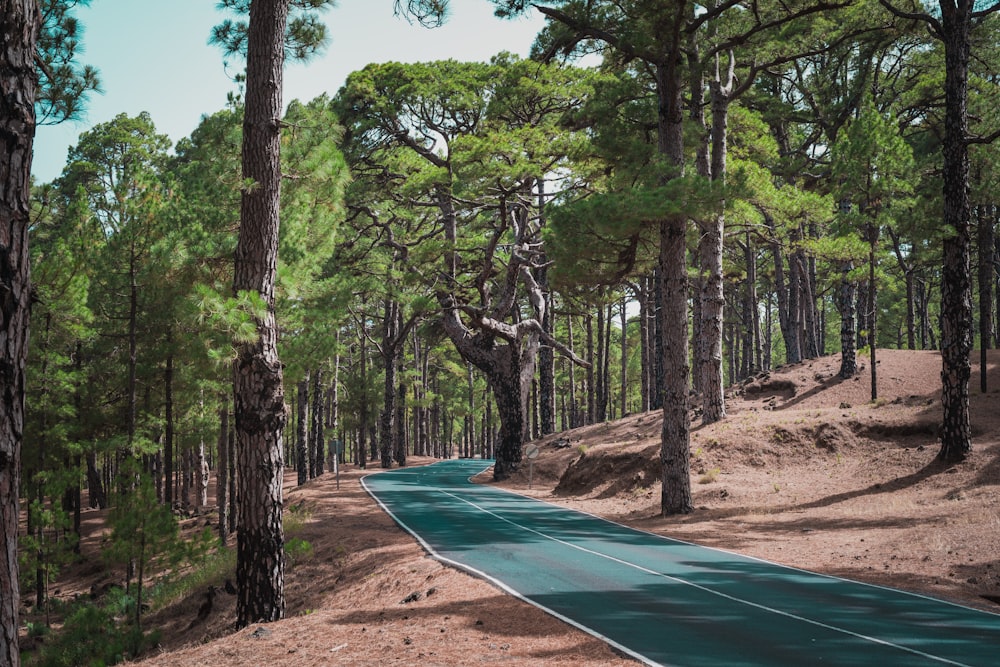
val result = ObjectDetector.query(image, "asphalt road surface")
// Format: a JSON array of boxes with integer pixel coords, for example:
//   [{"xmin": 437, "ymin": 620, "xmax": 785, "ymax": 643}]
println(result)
[{"xmin": 362, "ymin": 459, "xmax": 1000, "ymax": 667}]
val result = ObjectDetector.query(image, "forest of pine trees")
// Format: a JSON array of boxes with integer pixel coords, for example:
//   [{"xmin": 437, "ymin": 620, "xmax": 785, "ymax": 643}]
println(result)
[{"xmin": 4, "ymin": 0, "xmax": 1000, "ymax": 663}]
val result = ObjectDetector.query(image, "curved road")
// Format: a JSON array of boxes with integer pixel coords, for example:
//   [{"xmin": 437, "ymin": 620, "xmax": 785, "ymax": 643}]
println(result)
[{"xmin": 362, "ymin": 459, "xmax": 1000, "ymax": 667}]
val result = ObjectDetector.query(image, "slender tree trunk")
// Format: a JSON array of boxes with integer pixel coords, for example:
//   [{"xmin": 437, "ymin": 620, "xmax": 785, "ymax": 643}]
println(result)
[
  {"xmin": 620, "ymin": 296, "xmax": 628, "ymax": 417},
  {"xmin": 978, "ymin": 203, "xmax": 994, "ymax": 392},
  {"xmin": 887, "ymin": 226, "xmax": 916, "ymax": 349},
  {"xmin": 770, "ymin": 215, "xmax": 801, "ymax": 364},
  {"xmin": 868, "ymin": 222, "xmax": 879, "ymax": 401},
  {"xmin": 218, "ymin": 402, "xmax": 230, "ymax": 542},
  {"xmin": 699, "ymin": 75, "xmax": 729, "ymax": 423},
  {"xmin": 567, "ymin": 315, "xmax": 577, "ymax": 425},
  {"xmin": 296, "ymin": 375, "xmax": 308, "ymax": 485},
  {"xmin": 196, "ymin": 436, "xmax": 209, "ymax": 512},
  {"xmin": 233, "ymin": 0, "xmax": 289, "ymax": 628},
  {"xmin": 838, "ymin": 262, "xmax": 858, "ymax": 379},
  {"xmin": 585, "ymin": 314, "xmax": 595, "ymax": 424},
  {"xmin": 311, "ymin": 368, "xmax": 324, "ymax": 476},
  {"xmin": 639, "ymin": 280, "xmax": 651, "ymax": 411},
  {"xmin": 395, "ymin": 379, "xmax": 406, "ymax": 466},
  {"xmin": 328, "ymin": 331, "xmax": 341, "ymax": 470}
]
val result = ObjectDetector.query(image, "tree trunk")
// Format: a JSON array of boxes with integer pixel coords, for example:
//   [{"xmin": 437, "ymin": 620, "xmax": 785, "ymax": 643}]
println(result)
[
  {"xmin": 233, "ymin": 0, "xmax": 289, "ymax": 628},
  {"xmin": 887, "ymin": 226, "xmax": 917, "ymax": 350},
  {"xmin": 620, "ymin": 296, "xmax": 628, "ymax": 417},
  {"xmin": 837, "ymin": 262, "xmax": 858, "ymax": 379},
  {"xmin": 938, "ymin": 1, "xmax": 973, "ymax": 463},
  {"xmin": 770, "ymin": 215, "xmax": 801, "ymax": 364},
  {"xmin": 567, "ymin": 315, "xmax": 577, "ymax": 425},
  {"xmin": 328, "ymin": 332, "xmax": 341, "ymax": 470},
  {"xmin": 1, "ymin": 1, "xmax": 37, "ymax": 661},
  {"xmin": 311, "ymin": 368, "xmax": 324, "ymax": 476},
  {"xmin": 164, "ymin": 351, "xmax": 174, "ymax": 506},
  {"xmin": 699, "ymin": 77, "xmax": 729, "ymax": 423},
  {"xmin": 395, "ymin": 380, "xmax": 407, "ymax": 466},
  {"xmin": 585, "ymin": 314, "xmax": 595, "ymax": 424},
  {"xmin": 218, "ymin": 403, "xmax": 230, "ymax": 542},
  {"xmin": 659, "ymin": 215, "xmax": 692, "ymax": 515},
  {"xmin": 296, "ymin": 376, "xmax": 308, "ymax": 485},
  {"xmin": 977, "ymin": 203, "xmax": 994, "ymax": 392},
  {"xmin": 868, "ymin": 222, "xmax": 879, "ymax": 401}
]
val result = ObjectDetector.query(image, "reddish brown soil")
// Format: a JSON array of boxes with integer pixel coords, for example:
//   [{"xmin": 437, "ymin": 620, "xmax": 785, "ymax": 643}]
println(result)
[{"xmin": 20, "ymin": 348, "xmax": 1000, "ymax": 666}]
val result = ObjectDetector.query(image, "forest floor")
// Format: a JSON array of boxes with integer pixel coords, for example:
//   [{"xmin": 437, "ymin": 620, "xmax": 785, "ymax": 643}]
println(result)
[{"xmin": 19, "ymin": 348, "xmax": 1000, "ymax": 666}]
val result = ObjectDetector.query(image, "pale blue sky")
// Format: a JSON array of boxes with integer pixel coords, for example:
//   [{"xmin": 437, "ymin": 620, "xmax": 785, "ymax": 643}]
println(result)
[{"xmin": 32, "ymin": 0, "xmax": 547, "ymax": 183}]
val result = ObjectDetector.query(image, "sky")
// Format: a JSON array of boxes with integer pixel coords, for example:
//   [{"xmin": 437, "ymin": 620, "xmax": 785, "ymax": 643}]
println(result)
[{"xmin": 31, "ymin": 0, "xmax": 548, "ymax": 183}]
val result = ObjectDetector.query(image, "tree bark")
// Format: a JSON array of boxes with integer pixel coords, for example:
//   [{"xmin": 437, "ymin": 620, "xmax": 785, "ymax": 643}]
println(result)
[
  {"xmin": 296, "ymin": 375, "xmax": 308, "ymax": 485},
  {"xmin": 311, "ymin": 368, "xmax": 324, "ymax": 476},
  {"xmin": 699, "ymin": 76, "xmax": 729, "ymax": 424},
  {"xmin": 218, "ymin": 402, "xmax": 230, "ymax": 542},
  {"xmin": 938, "ymin": 0, "xmax": 973, "ymax": 463},
  {"xmin": 1, "ymin": 1, "xmax": 37, "ymax": 662},
  {"xmin": 837, "ymin": 262, "xmax": 858, "ymax": 379},
  {"xmin": 620, "ymin": 295, "xmax": 628, "ymax": 417},
  {"xmin": 233, "ymin": 0, "xmax": 289, "ymax": 628},
  {"xmin": 977, "ymin": 203, "xmax": 994, "ymax": 392}
]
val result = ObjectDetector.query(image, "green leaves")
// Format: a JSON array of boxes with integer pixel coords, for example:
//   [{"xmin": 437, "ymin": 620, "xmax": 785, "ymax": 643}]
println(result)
[{"xmin": 546, "ymin": 177, "xmax": 724, "ymax": 289}]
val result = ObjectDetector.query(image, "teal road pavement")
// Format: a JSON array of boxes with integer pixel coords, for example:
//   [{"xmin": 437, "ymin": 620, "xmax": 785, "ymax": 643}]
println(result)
[{"xmin": 362, "ymin": 458, "xmax": 1000, "ymax": 667}]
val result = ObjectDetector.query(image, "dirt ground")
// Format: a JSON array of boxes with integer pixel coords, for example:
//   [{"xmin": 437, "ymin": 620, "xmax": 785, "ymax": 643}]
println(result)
[{"xmin": 20, "ymin": 348, "xmax": 1000, "ymax": 666}]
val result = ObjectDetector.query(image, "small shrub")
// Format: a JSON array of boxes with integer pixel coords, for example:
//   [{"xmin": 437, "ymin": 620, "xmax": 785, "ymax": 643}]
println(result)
[
  {"xmin": 284, "ymin": 502, "xmax": 314, "ymax": 535},
  {"xmin": 31, "ymin": 590, "xmax": 156, "ymax": 667},
  {"xmin": 285, "ymin": 537, "xmax": 314, "ymax": 568},
  {"xmin": 698, "ymin": 468, "xmax": 721, "ymax": 484}
]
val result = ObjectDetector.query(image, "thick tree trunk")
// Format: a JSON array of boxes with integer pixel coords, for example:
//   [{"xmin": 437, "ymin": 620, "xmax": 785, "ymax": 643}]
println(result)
[
  {"xmin": 659, "ymin": 216, "xmax": 692, "ymax": 515},
  {"xmin": 487, "ymin": 348, "xmax": 525, "ymax": 480},
  {"xmin": 938, "ymin": 1, "xmax": 973, "ymax": 463},
  {"xmin": 655, "ymin": 28, "xmax": 692, "ymax": 516},
  {"xmin": 233, "ymin": 0, "xmax": 289, "ymax": 628},
  {"xmin": 1, "ymin": 1, "xmax": 37, "ymax": 662}
]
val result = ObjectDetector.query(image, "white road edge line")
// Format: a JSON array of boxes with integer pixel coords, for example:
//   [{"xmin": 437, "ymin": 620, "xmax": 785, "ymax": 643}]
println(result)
[
  {"xmin": 361, "ymin": 469, "xmax": 660, "ymax": 667},
  {"xmin": 438, "ymin": 486, "xmax": 972, "ymax": 667}
]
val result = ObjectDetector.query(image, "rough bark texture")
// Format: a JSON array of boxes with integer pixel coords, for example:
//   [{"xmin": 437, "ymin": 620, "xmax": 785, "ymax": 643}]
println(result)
[
  {"xmin": 699, "ymin": 78, "xmax": 729, "ymax": 424},
  {"xmin": 837, "ymin": 262, "xmax": 858, "ymax": 379},
  {"xmin": 1, "ymin": 1, "xmax": 36, "ymax": 663},
  {"xmin": 217, "ymin": 404, "xmax": 230, "ymax": 542},
  {"xmin": 938, "ymin": 0, "xmax": 973, "ymax": 463},
  {"xmin": 296, "ymin": 376, "xmax": 308, "ymax": 485},
  {"xmin": 233, "ymin": 0, "xmax": 289, "ymax": 629},
  {"xmin": 311, "ymin": 368, "xmax": 324, "ymax": 476},
  {"xmin": 977, "ymin": 204, "xmax": 994, "ymax": 392},
  {"xmin": 659, "ymin": 215, "xmax": 692, "ymax": 515},
  {"xmin": 656, "ymin": 16, "xmax": 693, "ymax": 515}
]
